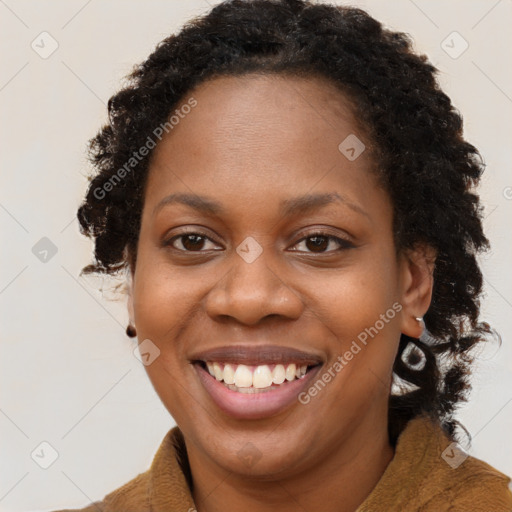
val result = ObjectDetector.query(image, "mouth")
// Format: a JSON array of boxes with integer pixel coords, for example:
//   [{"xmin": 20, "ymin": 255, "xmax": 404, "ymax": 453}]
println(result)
[
  {"xmin": 196, "ymin": 361, "xmax": 316, "ymax": 392},
  {"xmin": 190, "ymin": 345, "xmax": 324, "ymax": 420}
]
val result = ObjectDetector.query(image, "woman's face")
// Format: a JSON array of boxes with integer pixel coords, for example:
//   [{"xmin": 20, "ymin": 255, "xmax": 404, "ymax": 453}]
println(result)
[{"xmin": 130, "ymin": 74, "xmax": 428, "ymax": 478}]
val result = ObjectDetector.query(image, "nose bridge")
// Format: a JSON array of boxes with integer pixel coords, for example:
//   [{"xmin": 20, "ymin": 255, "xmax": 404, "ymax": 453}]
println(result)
[{"xmin": 205, "ymin": 242, "xmax": 303, "ymax": 325}]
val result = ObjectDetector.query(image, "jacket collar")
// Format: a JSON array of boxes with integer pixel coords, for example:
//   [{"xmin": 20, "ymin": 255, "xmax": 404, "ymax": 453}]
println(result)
[
  {"xmin": 141, "ymin": 413, "xmax": 509, "ymax": 511},
  {"xmin": 147, "ymin": 426, "xmax": 196, "ymax": 511}
]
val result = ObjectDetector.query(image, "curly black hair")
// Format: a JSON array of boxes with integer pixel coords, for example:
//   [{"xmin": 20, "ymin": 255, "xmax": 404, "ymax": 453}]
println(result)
[{"xmin": 77, "ymin": 0, "xmax": 493, "ymax": 446}]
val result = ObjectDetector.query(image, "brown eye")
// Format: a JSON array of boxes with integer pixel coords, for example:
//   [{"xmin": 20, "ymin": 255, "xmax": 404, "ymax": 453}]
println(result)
[
  {"xmin": 180, "ymin": 234, "xmax": 206, "ymax": 251},
  {"xmin": 166, "ymin": 232, "xmax": 219, "ymax": 252},
  {"xmin": 291, "ymin": 233, "xmax": 354, "ymax": 254},
  {"xmin": 304, "ymin": 236, "xmax": 329, "ymax": 252}
]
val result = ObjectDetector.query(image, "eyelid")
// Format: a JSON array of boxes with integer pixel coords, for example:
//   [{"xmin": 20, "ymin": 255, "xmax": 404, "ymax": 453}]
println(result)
[
  {"xmin": 290, "ymin": 229, "xmax": 355, "ymax": 251},
  {"xmin": 163, "ymin": 227, "xmax": 222, "ymax": 251},
  {"xmin": 164, "ymin": 227, "xmax": 355, "ymax": 253}
]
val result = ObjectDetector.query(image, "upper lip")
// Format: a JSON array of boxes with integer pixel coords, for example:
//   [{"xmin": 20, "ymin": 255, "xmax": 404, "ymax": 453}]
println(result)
[{"xmin": 190, "ymin": 345, "xmax": 324, "ymax": 366}]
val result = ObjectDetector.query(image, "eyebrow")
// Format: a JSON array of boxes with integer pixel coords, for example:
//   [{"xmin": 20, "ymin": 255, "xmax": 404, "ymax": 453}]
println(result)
[{"xmin": 152, "ymin": 192, "xmax": 369, "ymax": 219}]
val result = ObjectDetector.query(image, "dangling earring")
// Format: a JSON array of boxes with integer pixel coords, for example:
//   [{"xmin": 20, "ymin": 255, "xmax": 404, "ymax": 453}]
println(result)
[
  {"xmin": 415, "ymin": 316, "xmax": 425, "ymax": 337},
  {"xmin": 126, "ymin": 324, "xmax": 137, "ymax": 338},
  {"xmin": 401, "ymin": 340, "xmax": 426, "ymax": 371}
]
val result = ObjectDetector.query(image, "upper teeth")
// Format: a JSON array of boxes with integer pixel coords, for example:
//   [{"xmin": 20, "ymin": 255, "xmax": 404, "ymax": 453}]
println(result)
[{"xmin": 206, "ymin": 362, "xmax": 308, "ymax": 388}]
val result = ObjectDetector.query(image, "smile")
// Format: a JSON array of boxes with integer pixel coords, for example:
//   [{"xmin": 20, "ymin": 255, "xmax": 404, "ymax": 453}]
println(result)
[
  {"xmin": 204, "ymin": 362, "xmax": 309, "ymax": 392},
  {"xmin": 191, "ymin": 345, "xmax": 324, "ymax": 419}
]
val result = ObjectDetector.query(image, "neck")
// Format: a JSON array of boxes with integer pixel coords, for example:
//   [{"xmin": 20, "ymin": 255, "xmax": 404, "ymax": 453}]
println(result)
[{"xmin": 187, "ymin": 410, "xmax": 394, "ymax": 512}]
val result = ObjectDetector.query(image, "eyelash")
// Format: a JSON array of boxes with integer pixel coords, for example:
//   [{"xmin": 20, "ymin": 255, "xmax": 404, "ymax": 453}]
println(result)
[{"xmin": 164, "ymin": 229, "xmax": 354, "ymax": 254}]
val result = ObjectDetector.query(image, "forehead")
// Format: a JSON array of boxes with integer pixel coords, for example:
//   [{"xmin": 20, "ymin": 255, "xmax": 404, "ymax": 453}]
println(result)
[
  {"xmin": 148, "ymin": 73, "xmax": 373, "ymax": 168},
  {"xmin": 187, "ymin": 72, "xmax": 360, "ymax": 122},
  {"xmin": 143, "ymin": 72, "xmax": 383, "ymax": 221},
  {"xmin": 161, "ymin": 73, "xmax": 367, "ymax": 149}
]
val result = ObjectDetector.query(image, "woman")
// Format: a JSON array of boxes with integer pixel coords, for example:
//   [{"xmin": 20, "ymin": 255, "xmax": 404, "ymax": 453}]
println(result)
[{"xmin": 54, "ymin": 0, "xmax": 512, "ymax": 510}]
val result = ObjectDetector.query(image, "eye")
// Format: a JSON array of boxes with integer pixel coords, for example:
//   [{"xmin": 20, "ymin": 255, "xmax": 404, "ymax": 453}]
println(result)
[
  {"xmin": 164, "ymin": 229, "xmax": 354, "ymax": 254},
  {"xmin": 165, "ymin": 231, "xmax": 221, "ymax": 252},
  {"xmin": 290, "ymin": 232, "xmax": 354, "ymax": 254}
]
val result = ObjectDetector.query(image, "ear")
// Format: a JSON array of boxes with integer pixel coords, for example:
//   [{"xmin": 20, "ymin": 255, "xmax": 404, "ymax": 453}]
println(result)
[{"xmin": 398, "ymin": 243, "xmax": 436, "ymax": 338}]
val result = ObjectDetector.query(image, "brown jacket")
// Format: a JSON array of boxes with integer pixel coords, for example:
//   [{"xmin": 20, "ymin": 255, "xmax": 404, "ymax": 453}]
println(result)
[{"xmin": 52, "ymin": 414, "xmax": 512, "ymax": 511}]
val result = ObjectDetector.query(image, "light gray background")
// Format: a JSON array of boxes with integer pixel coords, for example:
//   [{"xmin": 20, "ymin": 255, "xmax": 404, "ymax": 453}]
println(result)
[{"xmin": 1, "ymin": 1, "xmax": 511, "ymax": 510}]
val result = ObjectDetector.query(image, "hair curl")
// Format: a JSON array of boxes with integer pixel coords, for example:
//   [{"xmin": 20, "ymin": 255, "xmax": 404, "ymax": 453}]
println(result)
[{"xmin": 77, "ymin": 0, "xmax": 493, "ymax": 445}]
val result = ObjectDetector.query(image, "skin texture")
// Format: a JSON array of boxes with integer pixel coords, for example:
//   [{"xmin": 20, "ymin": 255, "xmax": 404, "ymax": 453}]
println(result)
[{"xmin": 127, "ymin": 74, "xmax": 434, "ymax": 512}]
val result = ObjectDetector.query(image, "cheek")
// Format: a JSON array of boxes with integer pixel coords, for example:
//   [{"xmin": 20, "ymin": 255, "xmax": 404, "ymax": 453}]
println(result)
[
  {"xmin": 131, "ymin": 254, "xmax": 225, "ymax": 377},
  {"xmin": 131, "ymin": 260, "xmax": 205, "ymax": 420},
  {"xmin": 306, "ymin": 259, "xmax": 400, "ymax": 342},
  {"xmin": 132, "ymin": 254, "xmax": 199, "ymax": 339},
  {"xmin": 303, "ymin": 255, "xmax": 402, "ymax": 391}
]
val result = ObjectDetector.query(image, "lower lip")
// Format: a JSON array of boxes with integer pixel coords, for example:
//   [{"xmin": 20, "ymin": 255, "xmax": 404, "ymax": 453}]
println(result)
[{"xmin": 194, "ymin": 363, "xmax": 322, "ymax": 420}]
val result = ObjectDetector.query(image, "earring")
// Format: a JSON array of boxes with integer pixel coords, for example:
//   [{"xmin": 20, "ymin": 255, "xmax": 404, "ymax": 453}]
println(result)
[
  {"xmin": 401, "ymin": 340, "xmax": 426, "ymax": 371},
  {"xmin": 126, "ymin": 324, "xmax": 137, "ymax": 338},
  {"xmin": 415, "ymin": 316, "xmax": 425, "ymax": 338}
]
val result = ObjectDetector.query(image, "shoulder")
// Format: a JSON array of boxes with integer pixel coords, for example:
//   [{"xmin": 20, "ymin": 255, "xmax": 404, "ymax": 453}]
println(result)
[
  {"xmin": 428, "ymin": 453, "xmax": 512, "ymax": 511},
  {"xmin": 436, "ymin": 456, "xmax": 512, "ymax": 512},
  {"xmin": 405, "ymin": 414, "xmax": 512, "ymax": 511},
  {"xmin": 48, "ymin": 425, "xmax": 193, "ymax": 512},
  {"xmin": 357, "ymin": 413, "xmax": 512, "ymax": 512}
]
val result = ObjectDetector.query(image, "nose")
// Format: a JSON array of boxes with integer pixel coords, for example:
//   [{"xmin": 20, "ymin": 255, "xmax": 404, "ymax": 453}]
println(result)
[{"xmin": 204, "ymin": 248, "xmax": 304, "ymax": 326}]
